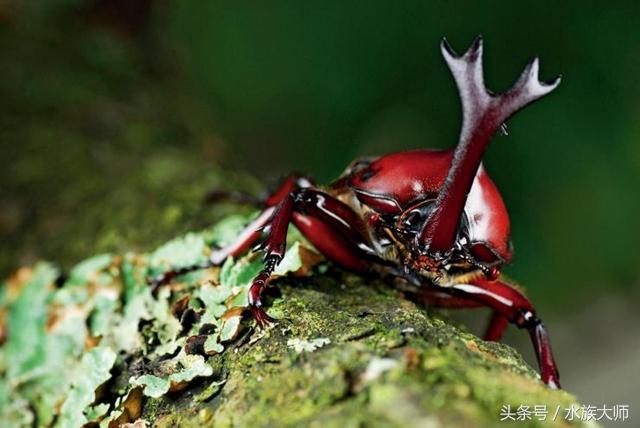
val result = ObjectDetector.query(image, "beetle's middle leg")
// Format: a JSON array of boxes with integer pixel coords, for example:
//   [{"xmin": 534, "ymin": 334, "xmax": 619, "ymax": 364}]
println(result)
[
  {"xmin": 414, "ymin": 289, "xmax": 509, "ymax": 341},
  {"xmin": 431, "ymin": 278, "xmax": 560, "ymax": 388}
]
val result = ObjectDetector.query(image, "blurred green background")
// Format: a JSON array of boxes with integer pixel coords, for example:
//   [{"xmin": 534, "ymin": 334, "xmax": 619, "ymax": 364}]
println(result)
[
  {"xmin": 167, "ymin": 1, "xmax": 640, "ymax": 302},
  {"xmin": 1, "ymin": 0, "xmax": 639, "ymax": 418}
]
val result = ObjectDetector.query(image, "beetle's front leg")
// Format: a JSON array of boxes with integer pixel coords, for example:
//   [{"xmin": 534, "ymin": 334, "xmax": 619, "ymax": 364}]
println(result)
[
  {"xmin": 249, "ymin": 187, "xmax": 386, "ymax": 327},
  {"xmin": 248, "ymin": 192, "xmax": 295, "ymax": 326},
  {"xmin": 438, "ymin": 278, "xmax": 560, "ymax": 388}
]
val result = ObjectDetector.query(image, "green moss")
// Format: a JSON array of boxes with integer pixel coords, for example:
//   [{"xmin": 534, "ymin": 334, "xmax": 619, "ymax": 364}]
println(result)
[{"xmin": 142, "ymin": 274, "xmax": 590, "ymax": 428}]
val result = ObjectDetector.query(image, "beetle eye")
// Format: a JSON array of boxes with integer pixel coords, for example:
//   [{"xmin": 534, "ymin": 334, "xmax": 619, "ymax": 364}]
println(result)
[
  {"xmin": 399, "ymin": 200, "xmax": 436, "ymax": 236},
  {"xmin": 469, "ymin": 243, "xmax": 500, "ymax": 264},
  {"xmin": 404, "ymin": 211, "xmax": 423, "ymax": 228}
]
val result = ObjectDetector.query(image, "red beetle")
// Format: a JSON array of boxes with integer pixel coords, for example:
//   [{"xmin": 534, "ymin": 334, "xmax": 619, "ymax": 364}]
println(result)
[{"xmin": 152, "ymin": 36, "xmax": 561, "ymax": 388}]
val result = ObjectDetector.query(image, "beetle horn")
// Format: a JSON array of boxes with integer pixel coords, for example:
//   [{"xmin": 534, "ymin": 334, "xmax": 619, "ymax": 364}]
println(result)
[{"xmin": 418, "ymin": 36, "xmax": 560, "ymax": 256}]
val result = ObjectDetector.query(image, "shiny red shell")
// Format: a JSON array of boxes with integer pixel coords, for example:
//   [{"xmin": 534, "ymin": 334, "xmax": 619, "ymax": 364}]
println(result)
[{"xmin": 347, "ymin": 149, "xmax": 512, "ymax": 261}]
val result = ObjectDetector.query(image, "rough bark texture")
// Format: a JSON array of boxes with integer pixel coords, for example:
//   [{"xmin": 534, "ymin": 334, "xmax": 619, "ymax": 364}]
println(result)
[{"xmin": 141, "ymin": 274, "xmax": 586, "ymax": 428}]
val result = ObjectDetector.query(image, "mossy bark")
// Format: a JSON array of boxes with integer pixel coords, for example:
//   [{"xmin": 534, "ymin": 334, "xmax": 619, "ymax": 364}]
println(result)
[
  {"xmin": 137, "ymin": 272, "xmax": 587, "ymax": 428},
  {"xmin": 2, "ymin": 230, "xmax": 591, "ymax": 428}
]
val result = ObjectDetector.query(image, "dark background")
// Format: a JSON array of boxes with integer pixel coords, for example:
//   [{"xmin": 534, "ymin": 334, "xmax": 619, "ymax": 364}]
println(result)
[{"xmin": 1, "ymin": 1, "xmax": 638, "ymax": 422}]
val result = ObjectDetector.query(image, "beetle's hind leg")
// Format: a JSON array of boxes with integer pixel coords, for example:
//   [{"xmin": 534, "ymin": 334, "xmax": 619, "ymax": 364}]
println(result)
[
  {"xmin": 484, "ymin": 312, "xmax": 509, "ymax": 342},
  {"xmin": 204, "ymin": 189, "xmax": 263, "ymax": 206},
  {"xmin": 148, "ymin": 207, "xmax": 276, "ymax": 293},
  {"xmin": 148, "ymin": 175, "xmax": 311, "ymax": 292},
  {"xmin": 204, "ymin": 174, "xmax": 314, "ymax": 207}
]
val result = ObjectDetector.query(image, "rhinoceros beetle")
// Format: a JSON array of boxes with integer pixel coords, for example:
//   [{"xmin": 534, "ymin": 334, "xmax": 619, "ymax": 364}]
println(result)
[{"xmin": 151, "ymin": 36, "xmax": 561, "ymax": 388}]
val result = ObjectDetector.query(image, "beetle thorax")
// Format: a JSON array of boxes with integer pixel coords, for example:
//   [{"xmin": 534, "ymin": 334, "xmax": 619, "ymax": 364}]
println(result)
[{"xmin": 336, "ymin": 188, "xmax": 499, "ymax": 287}]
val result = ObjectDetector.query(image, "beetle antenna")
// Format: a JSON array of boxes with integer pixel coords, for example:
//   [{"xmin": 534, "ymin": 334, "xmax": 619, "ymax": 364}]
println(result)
[{"xmin": 418, "ymin": 36, "xmax": 560, "ymax": 257}]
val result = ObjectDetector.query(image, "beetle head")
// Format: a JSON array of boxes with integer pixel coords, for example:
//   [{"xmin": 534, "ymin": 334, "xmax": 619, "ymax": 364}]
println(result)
[{"xmin": 394, "ymin": 197, "xmax": 505, "ymax": 284}]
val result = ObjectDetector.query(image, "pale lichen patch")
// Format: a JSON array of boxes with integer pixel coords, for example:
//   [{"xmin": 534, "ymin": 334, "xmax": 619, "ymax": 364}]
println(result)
[{"xmin": 287, "ymin": 337, "xmax": 331, "ymax": 353}]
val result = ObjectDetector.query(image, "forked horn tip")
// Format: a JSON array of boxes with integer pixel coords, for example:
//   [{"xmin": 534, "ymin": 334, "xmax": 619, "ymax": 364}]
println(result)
[
  {"xmin": 440, "ymin": 35, "xmax": 484, "ymax": 60},
  {"xmin": 513, "ymin": 57, "xmax": 561, "ymax": 100},
  {"xmin": 530, "ymin": 56, "xmax": 540, "ymax": 74},
  {"xmin": 466, "ymin": 35, "xmax": 484, "ymax": 57},
  {"xmin": 440, "ymin": 37, "xmax": 456, "ymax": 58},
  {"xmin": 545, "ymin": 74, "xmax": 562, "ymax": 90}
]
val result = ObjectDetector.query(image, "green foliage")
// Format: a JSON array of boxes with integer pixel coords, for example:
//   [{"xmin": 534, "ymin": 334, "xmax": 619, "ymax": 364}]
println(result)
[
  {"xmin": 0, "ymin": 216, "xmax": 318, "ymax": 426},
  {"xmin": 130, "ymin": 354, "xmax": 213, "ymax": 399},
  {"xmin": 56, "ymin": 347, "xmax": 117, "ymax": 428},
  {"xmin": 3, "ymin": 263, "xmax": 57, "ymax": 381}
]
